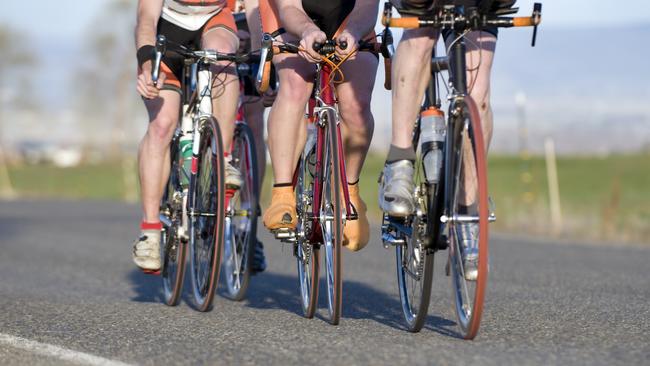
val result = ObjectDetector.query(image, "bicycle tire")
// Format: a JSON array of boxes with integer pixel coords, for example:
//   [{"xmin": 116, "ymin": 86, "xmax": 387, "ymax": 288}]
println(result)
[
  {"xmin": 321, "ymin": 110, "xmax": 343, "ymax": 325},
  {"xmin": 161, "ymin": 137, "xmax": 187, "ymax": 306},
  {"xmin": 296, "ymin": 140, "xmax": 320, "ymax": 318},
  {"xmin": 447, "ymin": 96, "xmax": 489, "ymax": 339},
  {"xmin": 189, "ymin": 116, "xmax": 226, "ymax": 312},
  {"xmin": 223, "ymin": 122, "xmax": 259, "ymax": 301},
  {"xmin": 395, "ymin": 110, "xmax": 440, "ymax": 332}
]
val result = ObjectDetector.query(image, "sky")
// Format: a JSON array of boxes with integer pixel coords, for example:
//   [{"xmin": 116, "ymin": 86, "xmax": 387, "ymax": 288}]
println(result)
[
  {"xmin": 1, "ymin": 0, "xmax": 649, "ymax": 153},
  {"xmin": 1, "ymin": 0, "xmax": 650, "ymax": 41}
]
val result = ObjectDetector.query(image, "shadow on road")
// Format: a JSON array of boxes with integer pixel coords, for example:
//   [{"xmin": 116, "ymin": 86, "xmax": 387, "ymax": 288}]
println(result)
[
  {"xmin": 126, "ymin": 266, "xmax": 460, "ymax": 337},
  {"xmin": 243, "ymin": 271, "xmax": 459, "ymax": 336},
  {"xmin": 128, "ymin": 269, "xmax": 164, "ymax": 303}
]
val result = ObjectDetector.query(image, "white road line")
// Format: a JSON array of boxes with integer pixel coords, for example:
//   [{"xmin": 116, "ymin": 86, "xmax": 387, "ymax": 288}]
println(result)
[{"xmin": 0, "ymin": 333, "xmax": 134, "ymax": 366}]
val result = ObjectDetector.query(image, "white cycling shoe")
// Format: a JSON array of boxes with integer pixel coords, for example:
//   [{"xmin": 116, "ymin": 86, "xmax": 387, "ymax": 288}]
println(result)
[{"xmin": 133, "ymin": 233, "xmax": 161, "ymax": 272}]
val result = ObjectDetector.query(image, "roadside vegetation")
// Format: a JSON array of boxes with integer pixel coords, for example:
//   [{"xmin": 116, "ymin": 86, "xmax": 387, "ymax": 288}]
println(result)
[{"xmin": 5, "ymin": 152, "xmax": 649, "ymax": 244}]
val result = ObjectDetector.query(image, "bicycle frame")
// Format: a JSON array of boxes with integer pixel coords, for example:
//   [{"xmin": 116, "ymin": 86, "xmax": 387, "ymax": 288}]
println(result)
[
  {"xmin": 164, "ymin": 60, "xmax": 213, "ymax": 241},
  {"xmin": 303, "ymin": 64, "xmax": 355, "ymax": 243}
]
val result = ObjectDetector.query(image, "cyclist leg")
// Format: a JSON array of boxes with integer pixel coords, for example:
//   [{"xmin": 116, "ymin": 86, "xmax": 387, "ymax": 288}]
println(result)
[
  {"xmin": 135, "ymin": 77, "xmax": 182, "ymax": 271},
  {"xmin": 201, "ymin": 11, "xmax": 243, "ymax": 188},
  {"xmin": 446, "ymin": 30, "xmax": 496, "ymax": 207},
  {"xmin": 335, "ymin": 51, "xmax": 378, "ymax": 251},
  {"xmin": 263, "ymin": 50, "xmax": 313, "ymax": 230},
  {"xmin": 379, "ymin": 27, "xmax": 439, "ymax": 217}
]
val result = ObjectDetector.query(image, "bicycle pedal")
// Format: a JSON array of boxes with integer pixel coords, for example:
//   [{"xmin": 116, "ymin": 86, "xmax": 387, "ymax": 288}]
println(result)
[
  {"xmin": 272, "ymin": 228, "xmax": 296, "ymax": 242},
  {"xmin": 142, "ymin": 269, "xmax": 161, "ymax": 276},
  {"xmin": 381, "ymin": 232, "xmax": 404, "ymax": 248}
]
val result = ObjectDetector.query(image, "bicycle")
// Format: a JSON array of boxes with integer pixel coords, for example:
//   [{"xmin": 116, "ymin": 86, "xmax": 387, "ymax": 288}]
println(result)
[
  {"xmin": 220, "ymin": 59, "xmax": 266, "ymax": 301},
  {"xmin": 380, "ymin": 1, "xmax": 541, "ymax": 337},
  {"xmin": 151, "ymin": 35, "xmax": 258, "ymax": 311},
  {"xmin": 256, "ymin": 34, "xmax": 387, "ymax": 325}
]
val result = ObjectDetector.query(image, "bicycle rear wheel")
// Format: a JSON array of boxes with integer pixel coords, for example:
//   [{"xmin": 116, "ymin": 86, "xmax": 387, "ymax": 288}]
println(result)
[
  {"xmin": 395, "ymin": 190, "xmax": 435, "ymax": 331},
  {"xmin": 320, "ymin": 111, "xmax": 343, "ymax": 325},
  {"xmin": 161, "ymin": 137, "xmax": 187, "ymax": 306},
  {"xmin": 223, "ymin": 122, "xmax": 259, "ymax": 301},
  {"xmin": 189, "ymin": 117, "xmax": 226, "ymax": 312},
  {"xmin": 448, "ymin": 96, "xmax": 489, "ymax": 339},
  {"xmin": 296, "ymin": 139, "xmax": 319, "ymax": 318}
]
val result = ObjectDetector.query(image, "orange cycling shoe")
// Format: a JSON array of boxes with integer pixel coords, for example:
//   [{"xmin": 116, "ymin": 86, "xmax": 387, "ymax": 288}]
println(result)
[
  {"xmin": 263, "ymin": 186, "xmax": 297, "ymax": 230},
  {"xmin": 343, "ymin": 183, "xmax": 370, "ymax": 251}
]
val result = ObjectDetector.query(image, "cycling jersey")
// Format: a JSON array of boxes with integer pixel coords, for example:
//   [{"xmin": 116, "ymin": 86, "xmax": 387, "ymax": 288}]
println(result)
[{"xmin": 162, "ymin": 0, "xmax": 230, "ymax": 31}]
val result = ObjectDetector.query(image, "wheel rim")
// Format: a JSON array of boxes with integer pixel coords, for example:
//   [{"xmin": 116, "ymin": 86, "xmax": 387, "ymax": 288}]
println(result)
[
  {"xmin": 396, "ymin": 212, "xmax": 433, "ymax": 330},
  {"xmin": 223, "ymin": 126, "xmax": 256, "ymax": 299},
  {"xmin": 320, "ymin": 114, "xmax": 342, "ymax": 324},
  {"xmin": 448, "ymin": 97, "xmax": 489, "ymax": 339},
  {"xmin": 189, "ymin": 119, "xmax": 224, "ymax": 310},
  {"xmin": 161, "ymin": 142, "xmax": 185, "ymax": 306},
  {"xmin": 296, "ymin": 143, "xmax": 319, "ymax": 317}
]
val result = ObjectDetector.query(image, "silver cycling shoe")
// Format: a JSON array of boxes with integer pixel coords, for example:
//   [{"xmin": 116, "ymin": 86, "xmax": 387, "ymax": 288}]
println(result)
[
  {"xmin": 456, "ymin": 222, "xmax": 479, "ymax": 281},
  {"xmin": 378, "ymin": 160, "xmax": 415, "ymax": 217}
]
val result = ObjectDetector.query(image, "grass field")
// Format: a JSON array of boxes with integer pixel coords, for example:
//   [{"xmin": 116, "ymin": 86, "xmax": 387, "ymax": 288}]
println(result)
[{"xmin": 5, "ymin": 152, "xmax": 649, "ymax": 243}]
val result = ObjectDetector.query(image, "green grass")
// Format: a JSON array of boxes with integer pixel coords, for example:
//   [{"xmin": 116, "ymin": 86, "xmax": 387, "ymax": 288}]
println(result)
[
  {"xmin": 8, "ymin": 162, "xmax": 127, "ymax": 200},
  {"xmin": 6, "ymin": 152, "xmax": 649, "ymax": 243}
]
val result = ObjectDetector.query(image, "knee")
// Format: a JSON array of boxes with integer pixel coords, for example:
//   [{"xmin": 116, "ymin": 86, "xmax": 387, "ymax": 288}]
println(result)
[
  {"xmin": 472, "ymin": 89, "xmax": 491, "ymax": 116},
  {"xmin": 399, "ymin": 31, "xmax": 436, "ymax": 61},
  {"xmin": 147, "ymin": 115, "xmax": 176, "ymax": 142},
  {"xmin": 340, "ymin": 97, "xmax": 373, "ymax": 134},
  {"xmin": 277, "ymin": 73, "xmax": 311, "ymax": 104}
]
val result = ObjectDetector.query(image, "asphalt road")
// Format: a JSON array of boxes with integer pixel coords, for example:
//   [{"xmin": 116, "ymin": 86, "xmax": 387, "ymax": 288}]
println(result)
[{"xmin": 1, "ymin": 200, "xmax": 648, "ymax": 365}]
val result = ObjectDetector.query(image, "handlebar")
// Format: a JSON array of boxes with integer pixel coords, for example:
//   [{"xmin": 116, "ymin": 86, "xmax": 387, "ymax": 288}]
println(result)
[
  {"xmin": 254, "ymin": 35, "xmax": 380, "ymax": 93},
  {"xmin": 150, "ymin": 35, "xmax": 253, "ymax": 84},
  {"xmin": 383, "ymin": 2, "xmax": 542, "ymax": 46}
]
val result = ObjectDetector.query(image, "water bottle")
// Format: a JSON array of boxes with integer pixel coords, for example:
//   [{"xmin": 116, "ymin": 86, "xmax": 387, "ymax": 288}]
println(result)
[
  {"xmin": 419, "ymin": 108, "xmax": 446, "ymax": 184},
  {"xmin": 179, "ymin": 111, "xmax": 193, "ymax": 187}
]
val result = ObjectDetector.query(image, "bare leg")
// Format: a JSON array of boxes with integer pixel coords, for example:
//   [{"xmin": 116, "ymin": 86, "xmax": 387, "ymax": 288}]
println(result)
[
  {"xmin": 446, "ymin": 31, "xmax": 496, "ymax": 206},
  {"xmin": 266, "ymin": 52, "xmax": 313, "ymax": 184},
  {"xmin": 390, "ymin": 28, "xmax": 439, "ymax": 149},
  {"xmin": 139, "ymin": 90, "xmax": 181, "ymax": 223},
  {"xmin": 202, "ymin": 28, "xmax": 240, "ymax": 152},
  {"xmin": 336, "ymin": 52, "xmax": 378, "ymax": 183},
  {"xmin": 243, "ymin": 96, "xmax": 267, "ymax": 183}
]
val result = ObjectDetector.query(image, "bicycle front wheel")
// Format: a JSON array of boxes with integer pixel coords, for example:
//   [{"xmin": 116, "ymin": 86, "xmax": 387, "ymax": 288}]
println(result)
[
  {"xmin": 320, "ymin": 111, "xmax": 343, "ymax": 325},
  {"xmin": 189, "ymin": 117, "xmax": 226, "ymax": 312},
  {"xmin": 223, "ymin": 122, "xmax": 259, "ymax": 301},
  {"xmin": 161, "ymin": 137, "xmax": 187, "ymax": 306},
  {"xmin": 448, "ymin": 96, "xmax": 489, "ymax": 339}
]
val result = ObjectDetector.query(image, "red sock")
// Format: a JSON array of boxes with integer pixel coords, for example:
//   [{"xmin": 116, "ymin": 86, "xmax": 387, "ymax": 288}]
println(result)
[{"xmin": 140, "ymin": 221, "xmax": 162, "ymax": 231}]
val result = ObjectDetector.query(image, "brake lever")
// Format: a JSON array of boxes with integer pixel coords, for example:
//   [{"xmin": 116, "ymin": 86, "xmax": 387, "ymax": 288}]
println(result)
[
  {"xmin": 152, "ymin": 35, "xmax": 166, "ymax": 84},
  {"xmin": 531, "ymin": 2, "xmax": 542, "ymax": 47},
  {"xmin": 380, "ymin": 27, "xmax": 394, "ymax": 59}
]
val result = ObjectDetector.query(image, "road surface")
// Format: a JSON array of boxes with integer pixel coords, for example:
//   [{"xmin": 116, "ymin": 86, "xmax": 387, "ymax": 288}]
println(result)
[{"xmin": 0, "ymin": 200, "xmax": 648, "ymax": 365}]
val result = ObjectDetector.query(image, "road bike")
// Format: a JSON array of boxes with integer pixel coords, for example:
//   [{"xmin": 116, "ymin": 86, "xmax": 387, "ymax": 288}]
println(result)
[
  {"xmin": 380, "ymin": 1, "xmax": 541, "ymax": 337},
  {"xmin": 257, "ymin": 34, "xmax": 387, "ymax": 325},
  {"xmin": 151, "ymin": 36, "xmax": 258, "ymax": 311}
]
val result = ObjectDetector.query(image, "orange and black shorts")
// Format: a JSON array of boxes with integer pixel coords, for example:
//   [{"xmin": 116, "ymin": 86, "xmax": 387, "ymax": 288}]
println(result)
[
  {"xmin": 260, "ymin": 0, "xmax": 353, "ymax": 39},
  {"xmin": 144, "ymin": 9, "xmax": 238, "ymax": 92}
]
